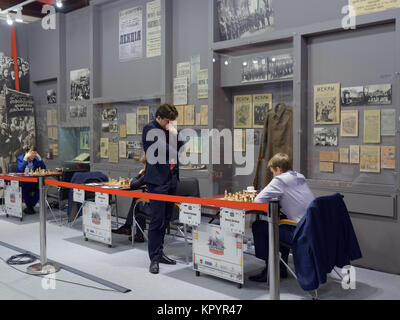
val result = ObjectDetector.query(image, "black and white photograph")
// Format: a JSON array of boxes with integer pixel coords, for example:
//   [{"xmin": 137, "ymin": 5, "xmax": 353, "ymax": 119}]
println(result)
[
  {"xmin": 70, "ymin": 68, "xmax": 90, "ymax": 101},
  {"xmin": 364, "ymin": 84, "xmax": 392, "ymax": 105},
  {"xmin": 241, "ymin": 57, "xmax": 268, "ymax": 83},
  {"xmin": 126, "ymin": 141, "xmax": 135, "ymax": 149},
  {"xmin": 267, "ymin": 54, "xmax": 294, "ymax": 80},
  {"xmin": 102, "ymin": 122, "xmax": 110, "ymax": 133},
  {"xmin": 341, "ymin": 86, "xmax": 364, "ymax": 106},
  {"xmin": 102, "ymin": 107, "xmax": 117, "ymax": 121},
  {"xmin": 69, "ymin": 105, "xmax": 87, "ymax": 118},
  {"xmin": 46, "ymin": 89, "xmax": 57, "ymax": 104},
  {"xmin": 109, "ymin": 122, "xmax": 119, "ymax": 133},
  {"xmin": 0, "ymin": 89, "xmax": 35, "ymax": 173},
  {"xmin": 217, "ymin": 0, "xmax": 274, "ymax": 41},
  {"xmin": 313, "ymin": 127, "xmax": 338, "ymax": 146},
  {"xmin": 0, "ymin": 53, "xmax": 30, "ymax": 95}
]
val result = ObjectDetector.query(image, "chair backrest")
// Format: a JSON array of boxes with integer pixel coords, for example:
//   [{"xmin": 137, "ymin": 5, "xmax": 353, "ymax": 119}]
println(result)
[
  {"xmin": 8, "ymin": 162, "xmax": 17, "ymax": 173},
  {"xmin": 175, "ymin": 177, "xmax": 200, "ymax": 197},
  {"xmin": 59, "ymin": 169, "xmax": 89, "ymax": 200}
]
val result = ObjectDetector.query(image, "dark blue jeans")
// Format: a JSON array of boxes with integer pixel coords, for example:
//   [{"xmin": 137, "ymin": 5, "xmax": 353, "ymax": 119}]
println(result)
[
  {"xmin": 146, "ymin": 172, "xmax": 178, "ymax": 262},
  {"xmin": 21, "ymin": 182, "xmax": 39, "ymax": 207},
  {"xmin": 252, "ymin": 219, "xmax": 296, "ymax": 271}
]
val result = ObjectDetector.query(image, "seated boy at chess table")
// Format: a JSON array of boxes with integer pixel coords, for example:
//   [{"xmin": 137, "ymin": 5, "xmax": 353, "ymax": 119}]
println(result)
[{"xmin": 16, "ymin": 145, "xmax": 46, "ymax": 215}]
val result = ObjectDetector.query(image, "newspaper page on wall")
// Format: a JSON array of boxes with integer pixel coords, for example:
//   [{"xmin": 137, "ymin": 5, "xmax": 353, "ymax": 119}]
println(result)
[
  {"xmin": 197, "ymin": 69, "xmax": 208, "ymax": 99},
  {"xmin": 146, "ymin": 0, "xmax": 161, "ymax": 58},
  {"xmin": 3, "ymin": 89, "xmax": 35, "ymax": 172},
  {"xmin": 314, "ymin": 83, "xmax": 340, "ymax": 124},
  {"xmin": 364, "ymin": 109, "xmax": 381, "ymax": 143},
  {"xmin": 173, "ymin": 77, "xmax": 188, "ymax": 105},
  {"xmin": 119, "ymin": 6, "xmax": 143, "ymax": 61}
]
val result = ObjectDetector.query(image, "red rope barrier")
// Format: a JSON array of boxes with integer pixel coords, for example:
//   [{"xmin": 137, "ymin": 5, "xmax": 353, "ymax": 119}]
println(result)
[
  {"xmin": 44, "ymin": 179, "xmax": 269, "ymax": 212},
  {"xmin": 0, "ymin": 175, "xmax": 38, "ymax": 183}
]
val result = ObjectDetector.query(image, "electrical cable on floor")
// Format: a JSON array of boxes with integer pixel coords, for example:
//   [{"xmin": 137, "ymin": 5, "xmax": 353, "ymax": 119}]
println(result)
[{"xmin": 0, "ymin": 256, "xmax": 120, "ymax": 293}]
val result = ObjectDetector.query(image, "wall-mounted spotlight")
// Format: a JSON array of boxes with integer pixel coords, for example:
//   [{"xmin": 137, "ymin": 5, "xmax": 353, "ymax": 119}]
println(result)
[
  {"xmin": 224, "ymin": 60, "xmax": 229, "ymax": 66},
  {"xmin": 15, "ymin": 7, "xmax": 23, "ymax": 23},
  {"xmin": 56, "ymin": 0, "xmax": 63, "ymax": 8},
  {"xmin": 6, "ymin": 14, "xmax": 13, "ymax": 25}
]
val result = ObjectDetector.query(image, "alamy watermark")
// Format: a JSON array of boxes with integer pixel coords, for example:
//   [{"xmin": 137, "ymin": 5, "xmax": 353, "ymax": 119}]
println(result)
[
  {"xmin": 41, "ymin": 5, "xmax": 56, "ymax": 30},
  {"xmin": 144, "ymin": 127, "xmax": 255, "ymax": 176}
]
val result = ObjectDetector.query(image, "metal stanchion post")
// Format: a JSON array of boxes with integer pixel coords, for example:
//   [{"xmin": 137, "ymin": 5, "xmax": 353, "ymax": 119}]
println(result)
[
  {"xmin": 27, "ymin": 176, "xmax": 60, "ymax": 275},
  {"xmin": 268, "ymin": 199, "xmax": 280, "ymax": 300}
]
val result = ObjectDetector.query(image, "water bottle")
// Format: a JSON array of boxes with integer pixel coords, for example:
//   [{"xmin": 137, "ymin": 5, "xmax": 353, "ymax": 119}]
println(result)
[
  {"xmin": 24, "ymin": 166, "xmax": 29, "ymax": 175},
  {"xmin": 247, "ymin": 238, "xmax": 252, "ymax": 251}
]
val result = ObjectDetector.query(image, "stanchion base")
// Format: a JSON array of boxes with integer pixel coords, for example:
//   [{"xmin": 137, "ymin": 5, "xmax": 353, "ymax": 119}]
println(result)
[{"xmin": 27, "ymin": 262, "xmax": 61, "ymax": 275}]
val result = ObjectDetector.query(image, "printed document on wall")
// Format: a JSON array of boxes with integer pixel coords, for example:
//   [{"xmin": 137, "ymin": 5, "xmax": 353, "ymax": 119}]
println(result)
[
  {"xmin": 119, "ymin": 6, "xmax": 143, "ymax": 61},
  {"xmin": 146, "ymin": 0, "xmax": 161, "ymax": 57}
]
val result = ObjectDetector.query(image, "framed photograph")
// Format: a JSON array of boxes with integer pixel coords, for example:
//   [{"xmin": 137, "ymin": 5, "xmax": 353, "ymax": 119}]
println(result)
[
  {"xmin": 364, "ymin": 84, "xmax": 391, "ymax": 105},
  {"xmin": 340, "ymin": 110, "xmax": 358, "ymax": 137},
  {"xmin": 267, "ymin": 54, "xmax": 294, "ymax": 80},
  {"xmin": 102, "ymin": 122, "xmax": 110, "ymax": 133},
  {"xmin": 360, "ymin": 145, "xmax": 380, "ymax": 173},
  {"xmin": 137, "ymin": 106, "xmax": 150, "ymax": 134},
  {"xmin": 313, "ymin": 127, "xmax": 338, "ymax": 146},
  {"xmin": 341, "ymin": 86, "xmax": 364, "ymax": 106},
  {"xmin": 234, "ymin": 95, "xmax": 252, "ymax": 128},
  {"xmin": 109, "ymin": 122, "xmax": 118, "ymax": 133},
  {"xmin": 253, "ymin": 93, "xmax": 272, "ymax": 128},
  {"xmin": 314, "ymin": 83, "xmax": 340, "ymax": 124},
  {"xmin": 102, "ymin": 107, "xmax": 117, "ymax": 121},
  {"xmin": 216, "ymin": 0, "xmax": 274, "ymax": 41},
  {"xmin": 241, "ymin": 57, "xmax": 268, "ymax": 83},
  {"xmin": 46, "ymin": 89, "xmax": 57, "ymax": 104},
  {"xmin": 70, "ymin": 68, "xmax": 90, "ymax": 101}
]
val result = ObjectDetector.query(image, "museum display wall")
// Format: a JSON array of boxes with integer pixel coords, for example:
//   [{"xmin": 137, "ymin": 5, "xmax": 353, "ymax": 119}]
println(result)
[{"xmin": 0, "ymin": 0, "xmax": 399, "ymax": 274}]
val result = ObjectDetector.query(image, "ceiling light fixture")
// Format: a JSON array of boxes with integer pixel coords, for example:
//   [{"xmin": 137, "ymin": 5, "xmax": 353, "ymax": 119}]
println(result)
[
  {"xmin": 6, "ymin": 14, "xmax": 13, "ymax": 25},
  {"xmin": 56, "ymin": 0, "xmax": 63, "ymax": 8},
  {"xmin": 15, "ymin": 7, "xmax": 23, "ymax": 23}
]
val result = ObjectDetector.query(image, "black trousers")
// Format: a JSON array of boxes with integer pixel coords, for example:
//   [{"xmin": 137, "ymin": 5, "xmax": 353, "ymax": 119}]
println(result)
[{"xmin": 146, "ymin": 172, "xmax": 178, "ymax": 262}]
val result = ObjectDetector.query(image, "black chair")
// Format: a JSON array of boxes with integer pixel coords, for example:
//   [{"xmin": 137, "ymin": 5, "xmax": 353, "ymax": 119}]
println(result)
[
  {"xmin": 134, "ymin": 177, "xmax": 200, "ymax": 263},
  {"xmin": 8, "ymin": 162, "xmax": 17, "ymax": 173}
]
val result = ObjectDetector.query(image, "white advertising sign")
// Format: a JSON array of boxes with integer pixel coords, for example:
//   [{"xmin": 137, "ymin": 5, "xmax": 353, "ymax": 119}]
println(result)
[
  {"xmin": 4, "ymin": 185, "xmax": 22, "ymax": 218},
  {"xmin": 192, "ymin": 223, "xmax": 243, "ymax": 284},
  {"xmin": 220, "ymin": 208, "xmax": 246, "ymax": 235},
  {"xmin": 95, "ymin": 192, "xmax": 109, "ymax": 207},
  {"xmin": 73, "ymin": 188, "xmax": 85, "ymax": 203},
  {"xmin": 82, "ymin": 202, "xmax": 112, "ymax": 245},
  {"xmin": 179, "ymin": 203, "xmax": 201, "ymax": 226}
]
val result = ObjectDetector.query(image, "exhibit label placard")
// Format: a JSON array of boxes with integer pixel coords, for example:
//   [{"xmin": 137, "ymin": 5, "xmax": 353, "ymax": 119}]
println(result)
[
  {"xmin": 220, "ymin": 208, "xmax": 246, "ymax": 235},
  {"xmin": 349, "ymin": 0, "xmax": 400, "ymax": 16},
  {"xmin": 95, "ymin": 192, "xmax": 109, "ymax": 207},
  {"xmin": 179, "ymin": 203, "xmax": 201, "ymax": 226},
  {"xmin": 73, "ymin": 188, "xmax": 85, "ymax": 203},
  {"xmin": 146, "ymin": 0, "xmax": 161, "ymax": 58}
]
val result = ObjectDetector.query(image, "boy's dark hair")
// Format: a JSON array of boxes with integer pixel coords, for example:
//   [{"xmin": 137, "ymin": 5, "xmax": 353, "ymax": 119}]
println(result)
[
  {"xmin": 267, "ymin": 153, "xmax": 292, "ymax": 173},
  {"xmin": 155, "ymin": 104, "xmax": 178, "ymax": 121},
  {"xmin": 25, "ymin": 145, "xmax": 37, "ymax": 152}
]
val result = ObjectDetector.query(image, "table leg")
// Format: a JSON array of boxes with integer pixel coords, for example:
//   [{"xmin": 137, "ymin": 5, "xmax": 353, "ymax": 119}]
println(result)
[{"xmin": 27, "ymin": 176, "xmax": 60, "ymax": 275}]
